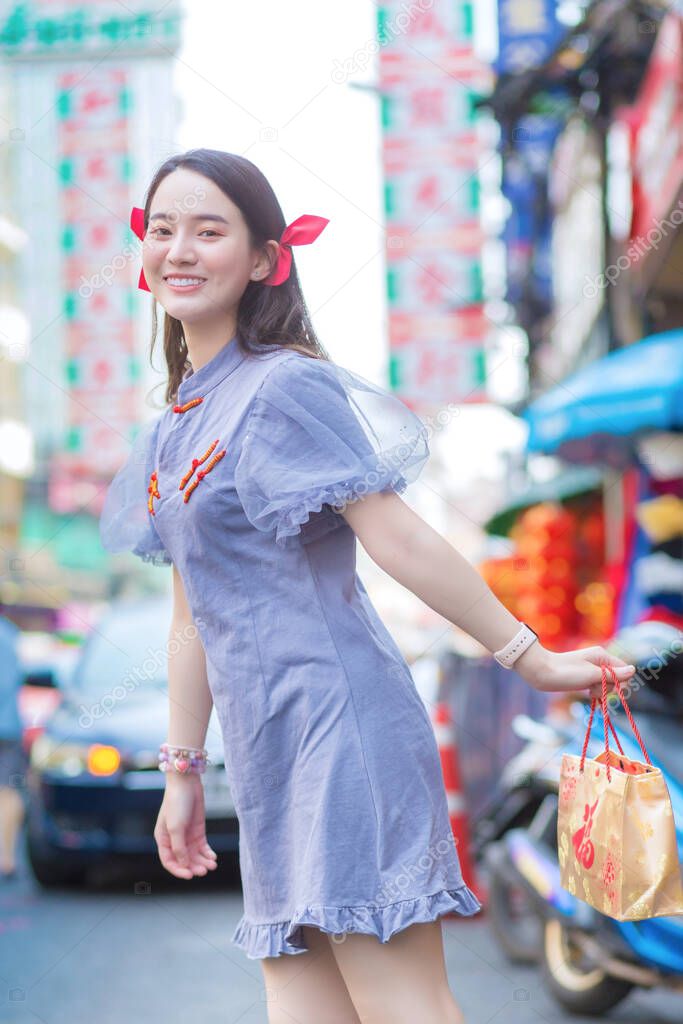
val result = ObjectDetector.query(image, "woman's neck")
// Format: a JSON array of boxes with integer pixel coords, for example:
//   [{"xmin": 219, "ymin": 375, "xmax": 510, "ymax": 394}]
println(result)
[{"xmin": 182, "ymin": 316, "xmax": 237, "ymax": 371}]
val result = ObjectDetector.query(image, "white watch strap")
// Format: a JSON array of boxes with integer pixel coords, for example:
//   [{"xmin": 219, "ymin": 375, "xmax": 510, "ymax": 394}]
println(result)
[{"xmin": 493, "ymin": 622, "xmax": 538, "ymax": 669}]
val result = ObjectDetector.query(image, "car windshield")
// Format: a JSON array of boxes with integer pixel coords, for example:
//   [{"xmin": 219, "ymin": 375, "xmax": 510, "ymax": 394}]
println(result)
[{"xmin": 71, "ymin": 601, "xmax": 173, "ymax": 696}]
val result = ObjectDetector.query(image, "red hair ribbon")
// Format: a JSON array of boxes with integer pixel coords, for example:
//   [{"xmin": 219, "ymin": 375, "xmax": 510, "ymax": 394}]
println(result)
[
  {"xmin": 130, "ymin": 206, "xmax": 150, "ymax": 292},
  {"xmin": 262, "ymin": 214, "xmax": 329, "ymax": 287}
]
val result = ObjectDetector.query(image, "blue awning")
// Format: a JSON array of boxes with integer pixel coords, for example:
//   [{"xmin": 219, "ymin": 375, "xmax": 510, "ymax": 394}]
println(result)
[{"xmin": 524, "ymin": 328, "xmax": 683, "ymax": 463}]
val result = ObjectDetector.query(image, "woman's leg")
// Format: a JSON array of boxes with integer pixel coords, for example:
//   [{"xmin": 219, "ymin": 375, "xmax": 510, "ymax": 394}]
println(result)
[
  {"xmin": 326, "ymin": 919, "xmax": 465, "ymax": 1024},
  {"xmin": 260, "ymin": 924, "xmax": 362, "ymax": 1024}
]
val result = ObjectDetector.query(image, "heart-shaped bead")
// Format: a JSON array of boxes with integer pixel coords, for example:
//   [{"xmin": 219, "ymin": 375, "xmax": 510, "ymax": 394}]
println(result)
[{"xmin": 174, "ymin": 757, "xmax": 189, "ymax": 773}]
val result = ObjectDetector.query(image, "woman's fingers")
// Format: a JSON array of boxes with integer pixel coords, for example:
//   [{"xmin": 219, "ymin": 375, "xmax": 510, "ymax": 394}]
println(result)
[
  {"xmin": 598, "ymin": 649, "xmax": 628, "ymax": 666},
  {"xmin": 168, "ymin": 824, "xmax": 191, "ymax": 869},
  {"xmin": 603, "ymin": 651, "xmax": 636, "ymax": 677},
  {"xmin": 157, "ymin": 837, "xmax": 213, "ymax": 877},
  {"xmin": 169, "ymin": 837, "xmax": 215, "ymax": 875},
  {"xmin": 604, "ymin": 649, "xmax": 634, "ymax": 670},
  {"xmin": 164, "ymin": 826, "xmax": 209, "ymax": 877},
  {"xmin": 155, "ymin": 828, "xmax": 193, "ymax": 879},
  {"xmin": 582, "ymin": 648, "xmax": 636, "ymax": 678},
  {"xmin": 609, "ymin": 663, "xmax": 636, "ymax": 679},
  {"xmin": 154, "ymin": 788, "xmax": 219, "ymax": 879},
  {"xmin": 190, "ymin": 849, "xmax": 218, "ymax": 870}
]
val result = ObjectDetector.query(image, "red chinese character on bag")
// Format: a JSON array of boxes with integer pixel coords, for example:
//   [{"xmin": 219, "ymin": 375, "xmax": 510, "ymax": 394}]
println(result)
[{"xmin": 572, "ymin": 798, "xmax": 599, "ymax": 869}]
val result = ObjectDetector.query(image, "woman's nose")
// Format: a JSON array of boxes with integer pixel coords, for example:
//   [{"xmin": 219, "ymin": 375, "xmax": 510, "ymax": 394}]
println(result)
[{"xmin": 166, "ymin": 232, "xmax": 197, "ymax": 264}]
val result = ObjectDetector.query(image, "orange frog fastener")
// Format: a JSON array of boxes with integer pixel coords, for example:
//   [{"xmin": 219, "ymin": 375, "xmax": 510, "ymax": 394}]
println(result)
[
  {"xmin": 173, "ymin": 397, "xmax": 204, "ymax": 414},
  {"xmin": 183, "ymin": 449, "xmax": 227, "ymax": 503},
  {"xmin": 178, "ymin": 439, "xmax": 220, "ymax": 491},
  {"xmin": 147, "ymin": 471, "xmax": 161, "ymax": 516}
]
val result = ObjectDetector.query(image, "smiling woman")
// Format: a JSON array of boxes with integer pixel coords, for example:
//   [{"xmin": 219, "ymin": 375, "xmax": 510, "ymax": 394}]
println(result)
[{"xmin": 99, "ymin": 148, "xmax": 635, "ymax": 1024}]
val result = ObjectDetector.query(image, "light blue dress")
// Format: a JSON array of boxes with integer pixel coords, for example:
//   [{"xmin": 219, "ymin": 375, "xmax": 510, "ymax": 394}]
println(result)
[{"xmin": 100, "ymin": 336, "xmax": 480, "ymax": 959}]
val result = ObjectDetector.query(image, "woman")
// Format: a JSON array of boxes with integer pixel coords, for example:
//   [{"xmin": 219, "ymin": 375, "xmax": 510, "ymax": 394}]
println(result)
[{"xmin": 100, "ymin": 148, "xmax": 635, "ymax": 1024}]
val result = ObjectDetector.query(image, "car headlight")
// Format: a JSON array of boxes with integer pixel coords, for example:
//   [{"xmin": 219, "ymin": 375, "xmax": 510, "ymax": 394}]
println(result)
[{"xmin": 30, "ymin": 735, "xmax": 121, "ymax": 778}]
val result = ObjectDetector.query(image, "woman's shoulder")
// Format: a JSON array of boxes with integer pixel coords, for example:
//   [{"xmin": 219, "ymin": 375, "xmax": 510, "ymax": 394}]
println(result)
[
  {"xmin": 246, "ymin": 346, "xmax": 332, "ymax": 398},
  {"xmin": 254, "ymin": 347, "xmax": 335, "ymax": 390},
  {"xmin": 252, "ymin": 343, "xmax": 327, "ymax": 370}
]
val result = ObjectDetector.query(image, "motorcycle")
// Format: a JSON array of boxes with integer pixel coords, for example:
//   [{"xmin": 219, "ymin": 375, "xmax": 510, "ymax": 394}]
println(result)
[{"xmin": 484, "ymin": 622, "xmax": 683, "ymax": 1015}]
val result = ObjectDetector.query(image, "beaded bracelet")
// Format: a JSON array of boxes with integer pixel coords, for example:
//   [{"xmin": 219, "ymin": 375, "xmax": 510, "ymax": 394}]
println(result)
[{"xmin": 158, "ymin": 742, "xmax": 211, "ymax": 775}]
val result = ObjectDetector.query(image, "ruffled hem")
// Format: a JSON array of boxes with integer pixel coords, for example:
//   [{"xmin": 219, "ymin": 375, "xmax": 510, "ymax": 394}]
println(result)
[{"xmin": 231, "ymin": 885, "xmax": 481, "ymax": 959}]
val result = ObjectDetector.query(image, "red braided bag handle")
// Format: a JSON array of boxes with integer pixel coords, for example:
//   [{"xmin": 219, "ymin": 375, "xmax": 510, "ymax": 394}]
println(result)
[
  {"xmin": 604, "ymin": 663, "xmax": 652, "ymax": 767},
  {"xmin": 579, "ymin": 663, "xmax": 649, "ymax": 780}
]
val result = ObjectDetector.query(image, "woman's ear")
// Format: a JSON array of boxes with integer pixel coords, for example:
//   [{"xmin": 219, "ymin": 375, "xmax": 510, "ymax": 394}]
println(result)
[{"xmin": 252, "ymin": 239, "xmax": 280, "ymax": 282}]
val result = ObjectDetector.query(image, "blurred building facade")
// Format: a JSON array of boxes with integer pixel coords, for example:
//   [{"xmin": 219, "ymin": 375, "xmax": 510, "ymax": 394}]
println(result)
[
  {"xmin": 475, "ymin": 0, "xmax": 683, "ymax": 651},
  {"xmin": 0, "ymin": 1, "xmax": 182, "ymax": 617},
  {"xmin": 485, "ymin": 0, "xmax": 680, "ymax": 384}
]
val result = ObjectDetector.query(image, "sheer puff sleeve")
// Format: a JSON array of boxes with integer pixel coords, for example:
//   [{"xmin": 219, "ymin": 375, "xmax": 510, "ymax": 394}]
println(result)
[
  {"xmin": 99, "ymin": 415, "xmax": 172, "ymax": 567},
  {"xmin": 234, "ymin": 355, "xmax": 430, "ymax": 549}
]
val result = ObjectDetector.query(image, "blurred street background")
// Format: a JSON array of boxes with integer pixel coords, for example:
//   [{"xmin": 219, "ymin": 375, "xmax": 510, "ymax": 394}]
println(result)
[{"xmin": 1, "ymin": 0, "xmax": 683, "ymax": 1021}]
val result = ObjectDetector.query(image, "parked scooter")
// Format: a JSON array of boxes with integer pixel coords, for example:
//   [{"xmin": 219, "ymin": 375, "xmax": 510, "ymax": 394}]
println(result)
[{"xmin": 485, "ymin": 622, "xmax": 683, "ymax": 1015}]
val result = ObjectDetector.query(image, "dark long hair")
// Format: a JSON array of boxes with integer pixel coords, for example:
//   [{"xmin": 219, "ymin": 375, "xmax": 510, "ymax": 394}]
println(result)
[{"xmin": 141, "ymin": 148, "xmax": 330, "ymax": 404}]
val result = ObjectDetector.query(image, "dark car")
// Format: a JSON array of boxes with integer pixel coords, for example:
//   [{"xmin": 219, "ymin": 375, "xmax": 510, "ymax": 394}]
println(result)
[{"xmin": 26, "ymin": 598, "xmax": 238, "ymax": 886}]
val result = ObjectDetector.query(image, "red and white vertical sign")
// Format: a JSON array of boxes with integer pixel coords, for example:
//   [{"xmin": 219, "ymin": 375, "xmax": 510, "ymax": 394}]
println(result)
[
  {"xmin": 52, "ymin": 67, "xmax": 139, "ymax": 509},
  {"xmin": 377, "ymin": 1, "xmax": 493, "ymax": 411}
]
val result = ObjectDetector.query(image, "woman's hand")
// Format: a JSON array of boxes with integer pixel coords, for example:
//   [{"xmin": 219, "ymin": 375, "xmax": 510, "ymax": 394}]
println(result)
[
  {"xmin": 154, "ymin": 773, "xmax": 219, "ymax": 880},
  {"xmin": 513, "ymin": 642, "xmax": 636, "ymax": 699}
]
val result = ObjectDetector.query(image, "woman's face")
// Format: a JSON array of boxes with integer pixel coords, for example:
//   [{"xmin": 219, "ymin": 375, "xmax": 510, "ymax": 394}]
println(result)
[{"xmin": 142, "ymin": 167, "xmax": 275, "ymax": 324}]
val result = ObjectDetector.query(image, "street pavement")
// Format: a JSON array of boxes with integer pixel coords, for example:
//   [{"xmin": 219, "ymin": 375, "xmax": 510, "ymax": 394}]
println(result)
[{"xmin": 1, "ymin": 855, "xmax": 681, "ymax": 1023}]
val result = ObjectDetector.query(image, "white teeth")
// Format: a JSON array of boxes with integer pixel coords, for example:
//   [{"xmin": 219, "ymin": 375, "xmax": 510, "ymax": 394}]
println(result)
[{"xmin": 166, "ymin": 277, "xmax": 205, "ymax": 286}]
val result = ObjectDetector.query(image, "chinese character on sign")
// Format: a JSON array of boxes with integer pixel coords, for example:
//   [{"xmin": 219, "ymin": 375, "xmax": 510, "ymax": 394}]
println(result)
[{"xmin": 411, "ymin": 88, "xmax": 447, "ymax": 128}]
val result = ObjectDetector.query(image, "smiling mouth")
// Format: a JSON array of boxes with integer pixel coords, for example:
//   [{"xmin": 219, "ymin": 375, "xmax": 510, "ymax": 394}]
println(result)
[{"xmin": 163, "ymin": 276, "xmax": 207, "ymax": 288}]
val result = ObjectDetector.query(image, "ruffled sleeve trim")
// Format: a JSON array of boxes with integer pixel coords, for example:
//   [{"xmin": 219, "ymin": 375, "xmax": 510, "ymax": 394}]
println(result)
[
  {"xmin": 234, "ymin": 355, "xmax": 430, "ymax": 549},
  {"xmin": 231, "ymin": 884, "xmax": 481, "ymax": 959},
  {"xmin": 249, "ymin": 450, "xmax": 418, "ymax": 549}
]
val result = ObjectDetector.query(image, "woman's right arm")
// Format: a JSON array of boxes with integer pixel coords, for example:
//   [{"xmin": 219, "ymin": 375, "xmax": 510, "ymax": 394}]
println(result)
[
  {"xmin": 167, "ymin": 564, "xmax": 213, "ymax": 750},
  {"xmin": 154, "ymin": 565, "xmax": 218, "ymax": 879}
]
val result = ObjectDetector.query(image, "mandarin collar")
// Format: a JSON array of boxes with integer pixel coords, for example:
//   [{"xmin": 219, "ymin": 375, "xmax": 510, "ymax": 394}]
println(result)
[{"xmin": 176, "ymin": 335, "xmax": 245, "ymax": 405}]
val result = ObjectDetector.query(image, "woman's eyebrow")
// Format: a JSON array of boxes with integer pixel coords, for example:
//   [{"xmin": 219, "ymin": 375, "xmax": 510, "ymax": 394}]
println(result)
[{"xmin": 149, "ymin": 212, "xmax": 230, "ymax": 224}]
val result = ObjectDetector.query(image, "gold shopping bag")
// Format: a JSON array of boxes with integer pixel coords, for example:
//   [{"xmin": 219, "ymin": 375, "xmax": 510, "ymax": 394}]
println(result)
[{"xmin": 558, "ymin": 664, "xmax": 683, "ymax": 921}]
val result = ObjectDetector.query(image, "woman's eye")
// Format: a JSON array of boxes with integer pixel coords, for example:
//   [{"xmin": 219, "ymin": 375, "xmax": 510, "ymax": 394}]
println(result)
[{"xmin": 147, "ymin": 227, "xmax": 219, "ymax": 237}]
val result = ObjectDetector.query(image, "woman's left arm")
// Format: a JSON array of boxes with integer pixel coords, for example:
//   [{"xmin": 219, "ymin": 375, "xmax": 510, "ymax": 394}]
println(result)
[{"xmin": 342, "ymin": 491, "xmax": 635, "ymax": 697}]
